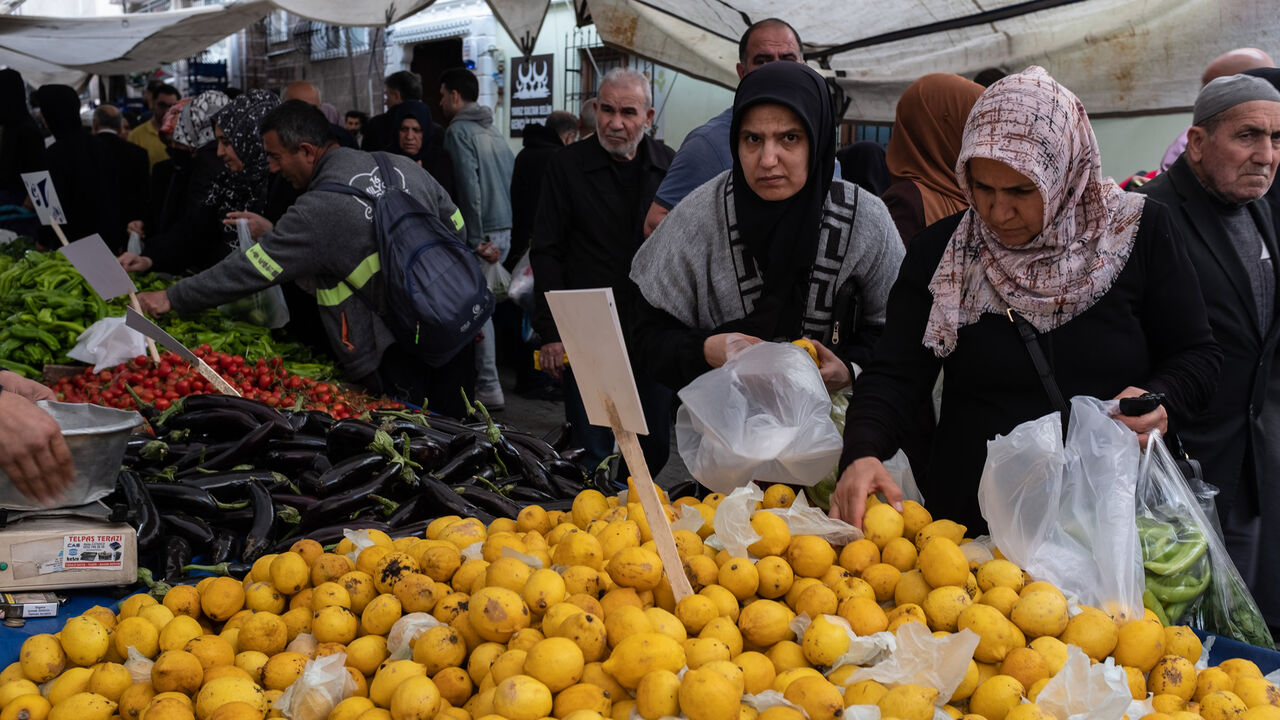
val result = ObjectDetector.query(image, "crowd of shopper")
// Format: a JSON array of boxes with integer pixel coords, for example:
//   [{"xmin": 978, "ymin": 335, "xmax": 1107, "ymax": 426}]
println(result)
[{"xmin": 2, "ymin": 18, "xmax": 1280, "ymax": 635}]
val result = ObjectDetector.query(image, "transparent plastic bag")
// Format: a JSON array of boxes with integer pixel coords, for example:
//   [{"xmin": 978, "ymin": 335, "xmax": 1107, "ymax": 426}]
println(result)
[
  {"xmin": 713, "ymin": 484, "xmax": 861, "ymax": 559},
  {"xmin": 676, "ymin": 342, "xmax": 842, "ymax": 493},
  {"xmin": 386, "ymin": 612, "xmax": 442, "ymax": 660},
  {"xmin": 218, "ymin": 218, "xmax": 290, "ymax": 329},
  {"xmin": 508, "ymin": 249, "xmax": 535, "ymax": 313},
  {"xmin": 483, "ymin": 260, "xmax": 511, "ymax": 302},
  {"xmin": 842, "ymin": 622, "xmax": 978, "ymax": 706},
  {"xmin": 274, "ymin": 652, "xmax": 355, "ymax": 720},
  {"xmin": 1035, "ymin": 645, "xmax": 1132, "ymax": 720},
  {"xmin": 977, "ymin": 396, "xmax": 1144, "ymax": 620},
  {"xmin": 1139, "ymin": 431, "xmax": 1274, "ymax": 648}
]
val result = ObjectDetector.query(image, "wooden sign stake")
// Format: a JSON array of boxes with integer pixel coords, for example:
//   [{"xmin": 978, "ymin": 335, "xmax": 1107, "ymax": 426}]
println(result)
[{"xmin": 602, "ymin": 393, "xmax": 694, "ymax": 601}]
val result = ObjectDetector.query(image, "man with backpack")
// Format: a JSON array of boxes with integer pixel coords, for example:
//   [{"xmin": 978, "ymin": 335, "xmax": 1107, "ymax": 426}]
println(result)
[{"xmin": 137, "ymin": 100, "xmax": 486, "ymax": 418}]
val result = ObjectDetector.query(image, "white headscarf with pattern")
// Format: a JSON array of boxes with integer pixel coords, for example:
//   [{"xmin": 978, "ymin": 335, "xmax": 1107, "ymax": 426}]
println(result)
[{"xmin": 923, "ymin": 66, "xmax": 1146, "ymax": 357}]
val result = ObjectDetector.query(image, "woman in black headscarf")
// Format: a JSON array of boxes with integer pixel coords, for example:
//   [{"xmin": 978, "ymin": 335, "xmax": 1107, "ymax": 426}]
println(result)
[
  {"xmin": 629, "ymin": 61, "xmax": 905, "ymax": 392},
  {"xmin": 206, "ymin": 89, "xmax": 277, "ymax": 236},
  {"xmin": 0, "ymin": 70, "xmax": 45, "ymax": 213},
  {"xmin": 34, "ymin": 85, "xmax": 97, "ymax": 249},
  {"xmin": 386, "ymin": 99, "xmax": 456, "ymax": 202}
]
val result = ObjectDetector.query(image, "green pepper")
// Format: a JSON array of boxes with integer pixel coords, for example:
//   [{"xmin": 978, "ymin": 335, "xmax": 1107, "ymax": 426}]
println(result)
[
  {"xmin": 0, "ymin": 358, "xmax": 39, "ymax": 377},
  {"xmin": 1145, "ymin": 537, "xmax": 1208, "ymax": 577},
  {"xmin": 1147, "ymin": 569, "xmax": 1212, "ymax": 604},
  {"xmin": 1143, "ymin": 589, "xmax": 1170, "ymax": 626}
]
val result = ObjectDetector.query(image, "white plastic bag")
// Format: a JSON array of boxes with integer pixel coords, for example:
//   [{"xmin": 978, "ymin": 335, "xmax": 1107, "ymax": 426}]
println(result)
[
  {"xmin": 712, "ymin": 484, "xmax": 861, "ymax": 559},
  {"xmin": 67, "ymin": 316, "xmax": 147, "ymax": 372},
  {"xmin": 977, "ymin": 396, "xmax": 1144, "ymax": 620},
  {"xmin": 843, "ymin": 622, "xmax": 979, "ymax": 705},
  {"xmin": 1035, "ymin": 646, "xmax": 1132, "ymax": 720},
  {"xmin": 508, "ymin": 249, "xmax": 535, "ymax": 312},
  {"xmin": 789, "ymin": 613, "xmax": 895, "ymax": 669},
  {"xmin": 386, "ymin": 612, "xmax": 442, "ymax": 660},
  {"xmin": 676, "ymin": 342, "xmax": 843, "ymax": 493},
  {"xmin": 483, "ymin": 260, "xmax": 512, "ymax": 302},
  {"xmin": 274, "ymin": 652, "xmax": 355, "ymax": 720},
  {"xmin": 218, "ymin": 218, "xmax": 290, "ymax": 329}
]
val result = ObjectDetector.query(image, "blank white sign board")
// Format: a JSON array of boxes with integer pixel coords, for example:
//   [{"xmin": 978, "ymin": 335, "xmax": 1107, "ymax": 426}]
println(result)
[
  {"xmin": 545, "ymin": 288, "xmax": 648, "ymax": 435},
  {"xmin": 59, "ymin": 234, "xmax": 137, "ymax": 301}
]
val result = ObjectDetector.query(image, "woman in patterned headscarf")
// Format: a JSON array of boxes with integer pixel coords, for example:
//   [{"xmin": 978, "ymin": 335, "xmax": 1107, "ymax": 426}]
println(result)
[
  {"xmin": 831, "ymin": 67, "xmax": 1223, "ymax": 532},
  {"xmin": 118, "ymin": 90, "xmax": 256, "ymax": 275},
  {"xmin": 206, "ymin": 89, "xmax": 278, "ymax": 234}
]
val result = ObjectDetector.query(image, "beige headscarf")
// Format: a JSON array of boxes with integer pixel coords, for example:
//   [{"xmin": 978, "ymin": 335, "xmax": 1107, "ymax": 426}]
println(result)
[{"xmin": 922, "ymin": 66, "xmax": 1146, "ymax": 357}]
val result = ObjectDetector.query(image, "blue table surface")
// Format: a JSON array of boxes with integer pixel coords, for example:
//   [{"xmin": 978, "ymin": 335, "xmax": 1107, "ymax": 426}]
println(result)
[{"xmin": 4, "ymin": 590, "xmax": 1279, "ymax": 672}]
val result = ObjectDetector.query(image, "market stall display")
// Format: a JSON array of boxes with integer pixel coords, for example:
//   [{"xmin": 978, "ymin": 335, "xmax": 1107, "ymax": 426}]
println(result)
[
  {"xmin": 1, "ymin": 485, "xmax": 1275, "ymax": 720},
  {"xmin": 0, "ymin": 242, "xmax": 339, "ymax": 381}
]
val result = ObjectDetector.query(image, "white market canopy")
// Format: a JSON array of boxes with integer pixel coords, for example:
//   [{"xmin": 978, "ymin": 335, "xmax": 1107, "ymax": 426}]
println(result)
[
  {"xmin": 0, "ymin": 0, "xmax": 551, "ymax": 81},
  {"xmin": 587, "ymin": 0, "xmax": 1280, "ymax": 121},
  {"xmin": 1, "ymin": 0, "xmax": 1277, "ymax": 120}
]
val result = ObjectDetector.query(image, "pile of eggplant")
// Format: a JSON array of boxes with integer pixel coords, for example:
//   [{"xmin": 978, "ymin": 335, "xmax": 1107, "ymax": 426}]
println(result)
[{"xmin": 109, "ymin": 393, "xmax": 622, "ymax": 582}]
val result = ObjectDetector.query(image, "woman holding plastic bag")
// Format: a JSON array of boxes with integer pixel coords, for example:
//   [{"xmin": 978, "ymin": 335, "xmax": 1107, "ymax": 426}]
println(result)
[
  {"xmin": 119, "ymin": 90, "xmax": 274, "ymax": 276},
  {"xmin": 832, "ymin": 67, "xmax": 1222, "ymax": 533},
  {"xmin": 628, "ymin": 61, "xmax": 904, "ymax": 393}
]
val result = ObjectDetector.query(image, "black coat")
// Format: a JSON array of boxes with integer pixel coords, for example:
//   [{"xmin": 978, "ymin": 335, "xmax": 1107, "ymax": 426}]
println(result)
[
  {"xmin": 1137, "ymin": 156, "xmax": 1280, "ymax": 521},
  {"xmin": 509, "ymin": 122, "xmax": 564, "ymax": 269},
  {"xmin": 142, "ymin": 142, "xmax": 231, "ymax": 274},
  {"xmin": 841, "ymin": 203, "xmax": 1221, "ymax": 533},
  {"xmin": 529, "ymin": 134, "xmax": 673, "ymax": 343},
  {"xmin": 94, "ymin": 132, "xmax": 149, "ymax": 230}
]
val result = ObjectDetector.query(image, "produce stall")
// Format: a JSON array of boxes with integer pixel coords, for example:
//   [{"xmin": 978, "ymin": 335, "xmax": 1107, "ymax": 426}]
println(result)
[{"xmin": 1, "ymin": 244, "xmax": 1279, "ymax": 720}]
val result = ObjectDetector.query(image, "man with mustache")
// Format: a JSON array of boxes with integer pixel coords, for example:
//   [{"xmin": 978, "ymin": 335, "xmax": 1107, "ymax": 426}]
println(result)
[
  {"xmin": 530, "ymin": 68, "xmax": 675, "ymax": 480},
  {"xmin": 1137, "ymin": 74, "xmax": 1280, "ymax": 633}
]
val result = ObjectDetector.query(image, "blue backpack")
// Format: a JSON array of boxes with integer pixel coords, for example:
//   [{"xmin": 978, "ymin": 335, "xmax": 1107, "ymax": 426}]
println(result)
[{"xmin": 317, "ymin": 152, "xmax": 494, "ymax": 368}]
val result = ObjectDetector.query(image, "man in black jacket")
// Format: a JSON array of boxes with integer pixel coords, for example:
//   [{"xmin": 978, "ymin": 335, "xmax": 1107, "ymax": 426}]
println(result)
[
  {"xmin": 1137, "ymin": 73, "xmax": 1280, "ymax": 628},
  {"xmin": 531, "ymin": 69, "xmax": 674, "ymax": 477},
  {"xmin": 91, "ymin": 105, "xmax": 149, "ymax": 247}
]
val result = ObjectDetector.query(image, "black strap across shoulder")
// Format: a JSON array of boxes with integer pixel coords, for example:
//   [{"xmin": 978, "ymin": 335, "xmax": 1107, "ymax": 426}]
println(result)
[{"xmin": 1009, "ymin": 309, "xmax": 1070, "ymax": 436}]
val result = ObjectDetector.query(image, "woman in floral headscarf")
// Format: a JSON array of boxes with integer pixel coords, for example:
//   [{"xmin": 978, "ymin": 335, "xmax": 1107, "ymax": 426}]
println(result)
[
  {"xmin": 119, "ymin": 90, "xmax": 239, "ymax": 274},
  {"xmin": 830, "ymin": 67, "xmax": 1223, "ymax": 532}
]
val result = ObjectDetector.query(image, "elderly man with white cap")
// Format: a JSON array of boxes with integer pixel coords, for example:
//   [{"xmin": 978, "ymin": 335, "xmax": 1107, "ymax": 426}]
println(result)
[{"xmin": 1138, "ymin": 73, "xmax": 1280, "ymax": 632}]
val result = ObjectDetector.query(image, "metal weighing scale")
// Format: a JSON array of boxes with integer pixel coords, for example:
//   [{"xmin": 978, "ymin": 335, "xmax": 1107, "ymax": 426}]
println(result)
[
  {"xmin": 0, "ymin": 401, "xmax": 143, "ymax": 592},
  {"xmin": 0, "ymin": 503, "xmax": 137, "ymax": 592}
]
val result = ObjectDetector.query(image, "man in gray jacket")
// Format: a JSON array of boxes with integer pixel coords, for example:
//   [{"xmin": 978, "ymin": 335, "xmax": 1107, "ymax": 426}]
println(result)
[
  {"xmin": 441, "ymin": 67, "xmax": 515, "ymax": 410},
  {"xmin": 137, "ymin": 100, "xmax": 475, "ymax": 418}
]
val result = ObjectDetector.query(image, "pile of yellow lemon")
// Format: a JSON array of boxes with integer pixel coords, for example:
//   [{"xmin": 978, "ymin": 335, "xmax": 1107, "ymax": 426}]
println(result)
[{"xmin": 2, "ymin": 484, "xmax": 1278, "ymax": 720}]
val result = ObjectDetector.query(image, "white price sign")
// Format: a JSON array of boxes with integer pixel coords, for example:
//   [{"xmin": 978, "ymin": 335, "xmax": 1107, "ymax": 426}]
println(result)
[{"xmin": 20, "ymin": 171, "xmax": 67, "ymax": 226}]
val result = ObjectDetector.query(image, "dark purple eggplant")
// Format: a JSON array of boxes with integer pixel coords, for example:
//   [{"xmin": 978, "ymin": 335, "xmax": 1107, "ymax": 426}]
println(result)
[
  {"xmin": 145, "ymin": 483, "xmax": 247, "ymax": 515},
  {"xmin": 301, "ymin": 462, "xmax": 401, "ymax": 530},
  {"xmin": 267, "ymin": 436, "xmax": 328, "ymax": 452},
  {"xmin": 559, "ymin": 447, "xmax": 587, "ymax": 464},
  {"xmin": 545, "ymin": 458, "xmax": 587, "ymax": 484},
  {"xmin": 117, "ymin": 470, "xmax": 161, "ymax": 550},
  {"xmin": 378, "ymin": 417, "xmax": 431, "ymax": 439},
  {"xmin": 241, "ymin": 480, "xmax": 275, "ymax": 563},
  {"xmin": 419, "ymin": 476, "xmax": 486, "ymax": 519},
  {"xmin": 264, "ymin": 449, "xmax": 332, "ymax": 476},
  {"xmin": 513, "ymin": 453, "xmax": 560, "ymax": 497},
  {"xmin": 210, "ymin": 528, "xmax": 240, "ymax": 564},
  {"xmin": 430, "ymin": 443, "xmax": 490, "ymax": 484},
  {"xmin": 542, "ymin": 423, "xmax": 572, "ymax": 452},
  {"xmin": 270, "ymin": 493, "xmax": 320, "ymax": 511},
  {"xmin": 386, "ymin": 495, "xmax": 421, "ymax": 526},
  {"xmin": 406, "ymin": 437, "xmax": 448, "ymax": 473},
  {"xmin": 162, "ymin": 535, "xmax": 193, "ymax": 582},
  {"xmin": 304, "ymin": 453, "xmax": 386, "ymax": 497},
  {"xmin": 448, "ymin": 432, "xmax": 479, "ymax": 455},
  {"xmin": 289, "ymin": 410, "xmax": 335, "ymax": 435},
  {"xmin": 168, "ymin": 408, "xmax": 262, "ymax": 438},
  {"xmin": 501, "ymin": 427, "xmax": 558, "ymax": 456},
  {"xmin": 326, "ymin": 418, "xmax": 403, "ymax": 461},
  {"xmin": 178, "ymin": 470, "xmax": 288, "ymax": 493},
  {"xmin": 503, "ymin": 484, "xmax": 559, "ymax": 505},
  {"xmin": 452, "ymin": 485, "xmax": 521, "ymax": 519},
  {"xmin": 163, "ymin": 513, "xmax": 215, "ymax": 546},
  {"xmin": 159, "ymin": 394, "xmax": 294, "ymax": 438},
  {"xmin": 176, "ymin": 420, "xmax": 277, "ymax": 477}
]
